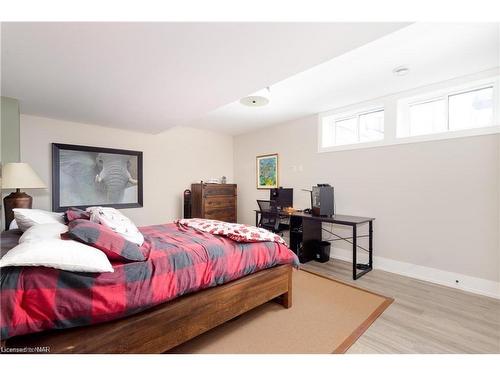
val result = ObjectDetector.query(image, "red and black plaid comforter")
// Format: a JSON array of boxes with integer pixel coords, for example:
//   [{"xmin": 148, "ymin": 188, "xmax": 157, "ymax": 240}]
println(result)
[{"xmin": 0, "ymin": 223, "xmax": 298, "ymax": 340}]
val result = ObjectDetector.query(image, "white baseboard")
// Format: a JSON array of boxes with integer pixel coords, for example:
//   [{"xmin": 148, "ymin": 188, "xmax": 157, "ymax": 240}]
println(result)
[{"xmin": 330, "ymin": 247, "xmax": 500, "ymax": 300}]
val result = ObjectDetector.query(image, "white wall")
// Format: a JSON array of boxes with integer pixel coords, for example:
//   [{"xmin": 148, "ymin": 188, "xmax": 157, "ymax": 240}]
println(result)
[
  {"xmin": 20, "ymin": 115, "xmax": 233, "ymax": 226},
  {"xmin": 234, "ymin": 115, "xmax": 500, "ymax": 287},
  {"xmin": 16, "ymin": 112, "xmax": 500, "ymax": 297}
]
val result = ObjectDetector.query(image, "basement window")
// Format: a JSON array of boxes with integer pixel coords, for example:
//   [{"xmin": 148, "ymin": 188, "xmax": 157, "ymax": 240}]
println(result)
[
  {"xmin": 398, "ymin": 82, "xmax": 496, "ymax": 138},
  {"xmin": 320, "ymin": 107, "xmax": 384, "ymax": 149},
  {"xmin": 318, "ymin": 75, "xmax": 499, "ymax": 153}
]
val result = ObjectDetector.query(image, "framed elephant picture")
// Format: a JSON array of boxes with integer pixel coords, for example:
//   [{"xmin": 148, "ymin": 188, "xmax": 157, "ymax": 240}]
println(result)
[{"xmin": 52, "ymin": 143, "xmax": 143, "ymax": 211}]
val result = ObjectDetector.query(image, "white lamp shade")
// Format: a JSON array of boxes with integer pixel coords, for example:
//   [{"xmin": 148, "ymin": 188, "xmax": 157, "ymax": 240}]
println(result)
[{"xmin": 1, "ymin": 163, "xmax": 47, "ymax": 189}]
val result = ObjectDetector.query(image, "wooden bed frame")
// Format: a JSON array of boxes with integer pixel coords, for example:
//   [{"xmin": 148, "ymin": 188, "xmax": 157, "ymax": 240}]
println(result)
[{"xmin": 3, "ymin": 264, "xmax": 293, "ymax": 353}]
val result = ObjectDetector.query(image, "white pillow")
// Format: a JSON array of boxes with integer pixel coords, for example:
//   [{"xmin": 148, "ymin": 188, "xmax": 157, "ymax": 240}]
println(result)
[
  {"xmin": 13, "ymin": 208, "xmax": 64, "ymax": 232},
  {"xmin": 0, "ymin": 238, "xmax": 114, "ymax": 273},
  {"xmin": 86, "ymin": 207, "xmax": 144, "ymax": 246},
  {"xmin": 9, "ymin": 219, "xmax": 19, "ymax": 230},
  {"xmin": 19, "ymin": 222, "xmax": 69, "ymax": 243}
]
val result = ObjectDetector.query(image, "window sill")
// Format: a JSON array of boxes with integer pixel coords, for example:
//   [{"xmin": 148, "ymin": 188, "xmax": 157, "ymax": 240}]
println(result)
[{"xmin": 318, "ymin": 125, "xmax": 500, "ymax": 153}]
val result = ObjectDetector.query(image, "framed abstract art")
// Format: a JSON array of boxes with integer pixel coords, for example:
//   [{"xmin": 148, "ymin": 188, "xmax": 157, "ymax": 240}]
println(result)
[{"xmin": 256, "ymin": 153, "xmax": 279, "ymax": 189}]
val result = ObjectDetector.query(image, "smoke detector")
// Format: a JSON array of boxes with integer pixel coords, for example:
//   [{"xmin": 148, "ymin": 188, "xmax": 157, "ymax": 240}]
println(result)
[
  {"xmin": 392, "ymin": 66, "xmax": 410, "ymax": 76},
  {"xmin": 240, "ymin": 87, "xmax": 271, "ymax": 107}
]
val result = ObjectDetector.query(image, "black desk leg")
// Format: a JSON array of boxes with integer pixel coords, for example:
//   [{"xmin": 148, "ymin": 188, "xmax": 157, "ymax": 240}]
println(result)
[
  {"xmin": 255, "ymin": 212, "xmax": 259, "ymax": 227},
  {"xmin": 353, "ymin": 221, "xmax": 373, "ymax": 280},
  {"xmin": 352, "ymin": 224, "xmax": 357, "ymax": 280},
  {"xmin": 369, "ymin": 220, "xmax": 373, "ymax": 269}
]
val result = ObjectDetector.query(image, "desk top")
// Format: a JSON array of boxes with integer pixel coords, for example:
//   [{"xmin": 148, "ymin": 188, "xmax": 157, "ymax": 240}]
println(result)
[{"xmin": 254, "ymin": 210, "xmax": 374, "ymax": 225}]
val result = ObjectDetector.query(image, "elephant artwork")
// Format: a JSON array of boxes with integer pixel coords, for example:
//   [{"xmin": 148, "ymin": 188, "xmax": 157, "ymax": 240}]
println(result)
[{"xmin": 52, "ymin": 144, "xmax": 143, "ymax": 210}]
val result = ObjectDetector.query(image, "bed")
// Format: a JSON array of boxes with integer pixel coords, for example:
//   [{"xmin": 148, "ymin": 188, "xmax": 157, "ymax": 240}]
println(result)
[{"xmin": 0, "ymin": 222, "xmax": 298, "ymax": 353}]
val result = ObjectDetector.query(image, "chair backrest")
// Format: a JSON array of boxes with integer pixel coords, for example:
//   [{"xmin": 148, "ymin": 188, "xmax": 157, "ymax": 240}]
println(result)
[
  {"xmin": 257, "ymin": 200, "xmax": 272, "ymax": 211},
  {"xmin": 257, "ymin": 200, "xmax": 280, "ymax": 231}
]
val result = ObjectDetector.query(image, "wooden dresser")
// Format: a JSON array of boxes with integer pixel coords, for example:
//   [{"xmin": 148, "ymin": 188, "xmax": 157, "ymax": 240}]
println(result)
[{"xmin": 190, "ymin": 183, "xmax": 237, "ymax": 223}]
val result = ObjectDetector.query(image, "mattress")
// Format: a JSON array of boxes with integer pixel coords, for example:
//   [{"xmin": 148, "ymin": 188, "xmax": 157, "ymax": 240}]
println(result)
[{"xmin": 0, "ymin": 223, "xmax": 298, "ymax": 340}]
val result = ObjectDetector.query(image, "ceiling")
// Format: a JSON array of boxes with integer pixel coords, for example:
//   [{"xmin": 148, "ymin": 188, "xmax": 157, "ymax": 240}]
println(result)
[
  {"xmin": 1, "ymin": 22, "xmax": 408, "ymax": 133},
  {"xmin": 193, "ymin": 22, "xmax": 500, "ymax": 135}
]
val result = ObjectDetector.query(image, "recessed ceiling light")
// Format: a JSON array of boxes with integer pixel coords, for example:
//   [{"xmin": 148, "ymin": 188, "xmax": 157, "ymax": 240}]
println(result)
[
  {"xmin": 392, "ymin": 66, "xmax": 410, "ymax": 76},
  {"xmin": 240, "ymin": 95, "xmax": 269, "ymax": 107},
  {"xmin": 240, "ymin": 87, "xmax": 270, "ymax": 107}
]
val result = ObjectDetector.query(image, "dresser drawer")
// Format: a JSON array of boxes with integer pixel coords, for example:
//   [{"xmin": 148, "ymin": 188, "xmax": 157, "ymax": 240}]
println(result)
[
  {"xmin": 204, "ymin": 196, "xmax": 236, "ymax": 210},
  {"xmin": 203, "ymin": 184, "xmax": 236, "ymax": 197},
  {"xmin": 204, "ymin": 205, "xmax": 235, "ymax": 217}
]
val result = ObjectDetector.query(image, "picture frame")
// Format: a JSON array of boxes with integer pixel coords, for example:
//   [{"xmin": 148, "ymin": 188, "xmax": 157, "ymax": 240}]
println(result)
[
  {"xmin": 256, "ymin": 153, "xmax": 279, "ymax": 189},
  {"xmin": 52, "ymin": 143, "xmax": 143, "ymax": 212}
]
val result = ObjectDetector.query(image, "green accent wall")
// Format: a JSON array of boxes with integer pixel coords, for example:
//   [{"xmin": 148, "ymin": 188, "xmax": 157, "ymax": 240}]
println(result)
[{"xmin": 1, "ymin": 96, "xmax": 20, "ymax": 163}]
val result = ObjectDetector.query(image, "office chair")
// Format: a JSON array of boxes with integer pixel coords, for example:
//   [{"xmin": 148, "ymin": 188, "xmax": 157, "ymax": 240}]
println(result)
[{"xmin": 256, "ymin": 200, "xmax": 290, "ymax": 235}]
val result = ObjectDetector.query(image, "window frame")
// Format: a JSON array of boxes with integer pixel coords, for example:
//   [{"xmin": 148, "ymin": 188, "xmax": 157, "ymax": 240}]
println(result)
[
  {"xmin": 318, "ymin": 105, "xmax": 385, "ymax": 152},
  {"xmin": 398, "ymin": 79, "xmax": 498, "ymax": 139},
  {"xmin": 447, "ymin": 85, "xmax": 495, "ymax": 131},
  {"xmin": 318, "ymin": 74, "xmax": 500, "ymax": 154}
]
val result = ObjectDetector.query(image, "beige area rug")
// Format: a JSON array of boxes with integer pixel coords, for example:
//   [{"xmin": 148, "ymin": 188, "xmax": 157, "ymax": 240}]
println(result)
[{"xmin": 170, "ymin": 270, "xmax": 393, "ymax": 354}]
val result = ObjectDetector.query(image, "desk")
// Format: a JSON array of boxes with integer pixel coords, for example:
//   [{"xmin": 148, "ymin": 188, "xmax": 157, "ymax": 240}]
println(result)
[{"xmin": 255, "ymin": 210, "xmax": 375, "ymax": 280}]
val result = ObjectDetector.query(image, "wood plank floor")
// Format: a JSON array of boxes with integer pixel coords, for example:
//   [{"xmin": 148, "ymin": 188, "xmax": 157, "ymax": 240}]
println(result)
[{"xmin": 301, "ymin": 259, "xmax": 500, "ymax": 354}]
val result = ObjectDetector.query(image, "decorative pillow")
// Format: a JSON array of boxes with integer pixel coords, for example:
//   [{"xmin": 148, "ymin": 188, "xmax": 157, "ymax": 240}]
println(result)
[
  {"xmin": 176, "ymin": 218, "xmax": 287, "ymax": 244},
  {"xmin": 67, "ymin": 219, "xmax": 145, "ymax": 262},
  {"xmin": 19, "ymin": 222, "xmax": 69, "ymax": 243},
  {"xmin": 0, "ymin": 238, "xmax": 114, "ymax": 273},
  {"xmin": 65, "ymin": 207, "xmax": 90, "ymax": 223},
  {"xmin": 86, "ymin": 207, "xmax": 144, "ymax": 246},
  {"xmin": 13, "ymin": 208, "xmax": 65, "ymax": 232}
]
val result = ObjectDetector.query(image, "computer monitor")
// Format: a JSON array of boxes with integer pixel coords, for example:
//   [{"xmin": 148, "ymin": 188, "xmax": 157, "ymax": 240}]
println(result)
[{"xmin": 270, "ymin": 188, "xmax": 293, "ymax": 208}]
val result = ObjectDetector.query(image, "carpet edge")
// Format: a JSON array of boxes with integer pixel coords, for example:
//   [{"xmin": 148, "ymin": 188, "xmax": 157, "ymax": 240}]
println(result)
[
  {"xmin": 332, "ymin": 297, "xmax": 394, "ymax": 354},
  {"xmin": 299, "ymin": 268, "xmax": 394, "ymax": 354}
]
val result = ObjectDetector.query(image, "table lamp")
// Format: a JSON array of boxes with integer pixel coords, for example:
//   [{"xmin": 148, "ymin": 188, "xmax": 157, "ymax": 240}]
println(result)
[{"xmin": 1, "ymin": 162, "xmax": 46, "ymax": 230}]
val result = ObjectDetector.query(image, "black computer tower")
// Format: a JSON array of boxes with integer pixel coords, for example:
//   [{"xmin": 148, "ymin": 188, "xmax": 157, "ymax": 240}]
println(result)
[{"xmin": 311, "ymin": 185, "xmax": 334, "ymax": 216}]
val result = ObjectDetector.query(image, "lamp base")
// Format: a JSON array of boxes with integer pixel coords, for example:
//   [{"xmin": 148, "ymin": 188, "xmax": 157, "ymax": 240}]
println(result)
[{"xmin": 3, "ymin": 189, "xmax": 32, "ymax": 230}]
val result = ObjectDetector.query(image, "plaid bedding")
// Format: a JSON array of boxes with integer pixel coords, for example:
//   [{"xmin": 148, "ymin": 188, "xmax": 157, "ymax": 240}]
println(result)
[
  {"xmin": 0, "ymin": 223, "xmax": 298, "ymax": 340},
  {"xmin": 67, "ymin": 219, "xmax": 146, "ymax": 262}
]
